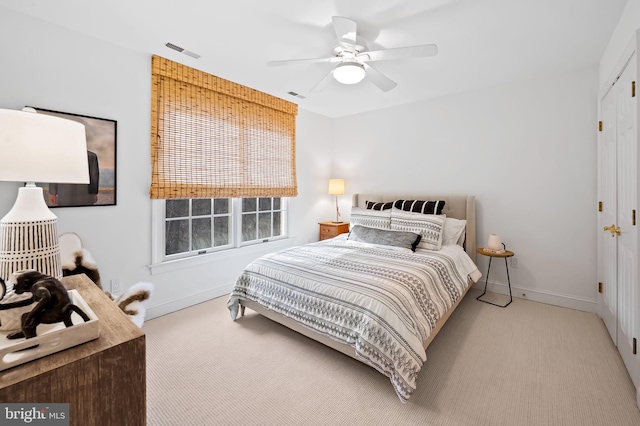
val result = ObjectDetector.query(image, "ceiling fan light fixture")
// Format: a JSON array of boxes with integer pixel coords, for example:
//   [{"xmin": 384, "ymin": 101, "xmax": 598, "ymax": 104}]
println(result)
[{"xmin": 333, "ymin": 62, "xmax": 365, "ymax": 85}]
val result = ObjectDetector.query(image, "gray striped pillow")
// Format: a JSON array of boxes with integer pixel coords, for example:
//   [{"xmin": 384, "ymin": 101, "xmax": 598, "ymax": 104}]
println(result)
[
  {"xmin": 390, "ymin": 208, "xmax": 445, "ymax": 251},
  {"xmin": 350, "ymin": 207, "xmax": 391, "ymax": 230}
]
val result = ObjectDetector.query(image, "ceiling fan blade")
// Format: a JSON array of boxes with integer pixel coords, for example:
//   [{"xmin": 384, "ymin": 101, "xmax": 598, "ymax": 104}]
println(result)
[
  {"xmin": 363, "ymin": 63, "xmax": 397, "ymax": 92},
  {"xmin": 332, "ymin": 16, "xmax": 357, "ymax": 51},
  {"xmin": 267, "ymin": 57, "xmax": 341, "ymax": 67},
  {"xmin": 358, "ymin": 44, "xmax": 438, "ymax": 62},
  {"xmin": 309, "ymin": 70, "xmax": 334, "ymax": 93}
]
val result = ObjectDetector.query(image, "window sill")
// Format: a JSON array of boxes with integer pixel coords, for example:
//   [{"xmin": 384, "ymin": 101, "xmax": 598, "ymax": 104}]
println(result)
[{"xmin": 148, "ymin": 237, "xmax": 294, "ymax": 275}]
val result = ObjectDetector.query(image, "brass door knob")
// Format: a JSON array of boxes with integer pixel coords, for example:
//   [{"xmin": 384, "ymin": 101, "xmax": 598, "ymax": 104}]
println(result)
[{"xmin": 603, "ymin": 225, "xmax": 621, "ymax": 236}]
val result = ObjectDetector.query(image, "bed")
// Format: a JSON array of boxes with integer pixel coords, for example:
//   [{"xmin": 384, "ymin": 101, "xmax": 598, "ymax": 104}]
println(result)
[{"xmin": 227, "ymin": 193, "xmax": 481, "ymax": 401}]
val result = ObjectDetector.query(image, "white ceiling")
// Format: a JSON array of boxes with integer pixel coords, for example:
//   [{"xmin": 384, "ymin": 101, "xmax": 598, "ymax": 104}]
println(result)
[{"xmin": 0, "ymin": 0, "xmax": 628, "ymax": 118}]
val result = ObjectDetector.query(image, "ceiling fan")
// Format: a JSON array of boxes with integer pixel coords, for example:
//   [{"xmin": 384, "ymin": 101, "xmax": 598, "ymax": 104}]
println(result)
[{"xmin": 267, "ymin": 16, "xmax": 438, "ymax": 93}]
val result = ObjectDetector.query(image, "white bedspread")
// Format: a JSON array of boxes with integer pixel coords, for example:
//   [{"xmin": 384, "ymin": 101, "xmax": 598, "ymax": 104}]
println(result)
[{"xmin": 227, "ymin": 235, "xmax": 480, "ymax": 402}]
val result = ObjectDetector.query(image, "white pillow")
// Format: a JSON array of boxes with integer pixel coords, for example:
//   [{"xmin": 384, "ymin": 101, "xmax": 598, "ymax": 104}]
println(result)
[
  {"xmin": 390, "ymin": 208, "xmax": 445, "ymax": 251},
  {"xmin": 442, "ymin": 217, "xmax": 467, "ymax": 246},
  {"xmin": 350, "ymin": 207, "xmax": 391, "ymax": 230}
]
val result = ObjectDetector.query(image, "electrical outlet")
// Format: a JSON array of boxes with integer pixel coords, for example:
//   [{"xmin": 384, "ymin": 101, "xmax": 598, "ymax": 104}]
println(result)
[
  {"xmin": 111, "ymin": 278, "xmax": 121, "ymax": 294},
  {"xmin": 511, "ymin": 257, "xmax": 519, "ymax": 268}
]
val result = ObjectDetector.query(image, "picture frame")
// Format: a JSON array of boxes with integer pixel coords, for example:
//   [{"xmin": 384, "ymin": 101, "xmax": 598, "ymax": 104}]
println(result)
[{"xmin": 28, "ymin": 107, "xmax": 117, "ymax": 207}]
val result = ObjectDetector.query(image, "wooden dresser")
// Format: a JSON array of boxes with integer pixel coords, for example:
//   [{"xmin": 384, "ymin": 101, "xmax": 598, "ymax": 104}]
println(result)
[
  {"xmin": 0, "ymin": 274, "xmax": 146, "ymax": 426},
  {"xmin": 319, "ymin": 221, "xmax": 350, "ymax": 240}
]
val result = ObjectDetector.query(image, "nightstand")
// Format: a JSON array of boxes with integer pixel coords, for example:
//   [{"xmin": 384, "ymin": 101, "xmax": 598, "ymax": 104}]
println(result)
[
  {"xmin": 476, "ymin": 247, "xmax": 514, "ymax": 307},
  {"xmin": 319, "ymin": 221, "xmax": 349, "ymax": 241}
]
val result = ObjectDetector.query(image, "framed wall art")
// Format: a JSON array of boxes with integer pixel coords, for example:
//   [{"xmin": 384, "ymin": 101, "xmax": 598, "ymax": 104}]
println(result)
[{"xmin": 29, "ymin": 107, "xmax": 117, "ymax": 207}]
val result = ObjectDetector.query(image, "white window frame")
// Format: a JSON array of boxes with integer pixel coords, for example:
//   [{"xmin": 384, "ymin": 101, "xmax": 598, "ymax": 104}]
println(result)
[{"xmin": 150, "ymin": 197, "xmax": 288, "ymax": 274}]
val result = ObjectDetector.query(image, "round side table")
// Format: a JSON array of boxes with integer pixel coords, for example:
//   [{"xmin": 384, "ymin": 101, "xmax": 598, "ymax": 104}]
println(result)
[{"xmin": 476, "ymin": 247, "xmax": 514, "ymax": 308}]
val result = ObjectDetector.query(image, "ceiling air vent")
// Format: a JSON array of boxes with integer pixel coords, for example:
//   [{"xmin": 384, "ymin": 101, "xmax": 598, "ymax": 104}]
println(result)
[
  {"xmin": 287, "ymin": 91, "xmax": 306, "ymax": 99},
  {"xmin": 165, "ymin": 42, "xmax": 184, "ymax": 52},
  {"xmin": 182, "ymin": 50, "xmax": 201, "ymax": 59},
  {"xmin": 165, "ymin": 42, "xmax": 200, "ymax": 59}
]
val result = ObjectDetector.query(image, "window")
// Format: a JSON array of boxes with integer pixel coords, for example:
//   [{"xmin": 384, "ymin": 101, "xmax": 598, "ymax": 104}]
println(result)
[
  {"xmin": 165, "ymin": 198, "xmax": 232, "ymax": 257},
  {"xmin": 149, "ymin": 57, "xmax": 296, "ymax": 270},
  {"xmin": 241, "ymin": 197, "xmax": 283, "ymax": 242},
  {"xmin": 149, "ymin": 55, "xmax": 298, "ymax": 200},
  {"xmin": 159, "ymin": 197, "xmax": 287, "ymax": 262}
]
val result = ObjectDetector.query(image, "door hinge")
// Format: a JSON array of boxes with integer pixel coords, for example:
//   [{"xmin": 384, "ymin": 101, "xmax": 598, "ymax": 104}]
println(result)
[
  {"xmin": 633, "ymin": 209, "xmax": 636, "ymax": 226},
  {"xmin": 598, "ymin": 121, "xmax": 603, "ymax": 131},
  {"xmin": 598, "ymin": 282, "xmax": 603, "ymax": 293},
  {"xmin": 634, "ymin": 337, "xmax": 637, "ymax": 355},
  {"xmin": 598, "ymin": 201, "xmax": 602, "ymax": 212},
  {"xmin": 632, "ymin": 81, "xmax": 636, "ymax": 98}
]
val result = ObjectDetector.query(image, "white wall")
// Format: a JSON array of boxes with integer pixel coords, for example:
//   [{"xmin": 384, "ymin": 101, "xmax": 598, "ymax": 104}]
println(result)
[
  {"xmin": 0, "ymin": 7, "xmax": 334, "ymax": 319},
  {"xmin": 599, "ymin": 0, "xmax": 640, "ymax": 90},
  {"xmin": 0, "ymin": 6, "xmax": 606, "ymax": 317},
  {"xmin": 333, "ymin": 66, "xmax": 599, "ymax": 311}
]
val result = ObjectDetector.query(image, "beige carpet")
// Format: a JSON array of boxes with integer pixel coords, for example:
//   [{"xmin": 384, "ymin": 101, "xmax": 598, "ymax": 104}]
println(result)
[{"xmin": 144, "ymin": 290, "xmax": 640, "ymax": 425}]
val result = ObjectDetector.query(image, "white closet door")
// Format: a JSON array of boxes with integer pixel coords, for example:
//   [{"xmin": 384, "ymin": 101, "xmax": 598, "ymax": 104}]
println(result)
[
  {"xmin": 598, "ymin": 84, "xmax": 618, "ymax": 343},
  {"xmin": 616, "ymin": 54, "xmax": 638, "ymax": 388}
]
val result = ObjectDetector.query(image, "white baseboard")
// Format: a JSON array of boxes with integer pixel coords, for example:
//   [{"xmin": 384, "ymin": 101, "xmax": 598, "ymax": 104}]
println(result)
[
  {"xmin": 146, "ymin": 283, "xmax": 234, "ymax": 320},
  {"xmin": 146, "ymin": 279, "xmax": 597, "ymax": 321},
  {"xmin": 473, "ymin": 280, "xmax": 597, "ymax": 313}
]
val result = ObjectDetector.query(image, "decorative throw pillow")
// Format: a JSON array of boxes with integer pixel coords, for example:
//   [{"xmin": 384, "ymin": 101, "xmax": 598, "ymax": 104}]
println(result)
[
  {"xmin": 390, "ymin": 208, "xmax": 445, "ymax": 251},
  {"xmin": 350, "ymin": 207, "xmax": 391, "ymax": 230},
  {"xmin": 365, "ymin": 201, "xmax": 394, "ymax": 210},
  {"xmin": 393, "ymin": 199, "xmax": 446, "ymax": 215},
  {"xmin": 442, "ymin": 217, "xmax": 467, "ymax": 246},
  {"xmin": 348, "ymin": 225, "xmax": 422, "ymax": 252}
]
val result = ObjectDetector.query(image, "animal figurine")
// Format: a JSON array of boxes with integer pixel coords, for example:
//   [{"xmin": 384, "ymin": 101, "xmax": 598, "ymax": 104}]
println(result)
[{"xmin": 0, "ymin": 270, "xmax": 90, "ymax": 339}]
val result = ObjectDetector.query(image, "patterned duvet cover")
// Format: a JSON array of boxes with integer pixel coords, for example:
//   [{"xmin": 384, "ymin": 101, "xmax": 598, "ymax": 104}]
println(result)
[{"xmin": 227, "ymin": 234, "xmax": 480, "ymax": 402}]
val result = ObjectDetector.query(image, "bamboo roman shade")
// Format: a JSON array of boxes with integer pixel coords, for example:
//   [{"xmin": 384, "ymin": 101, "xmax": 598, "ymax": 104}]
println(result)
[{"xmin": 150, "ymin": 55, "xmax": 298, "ymax": 199}]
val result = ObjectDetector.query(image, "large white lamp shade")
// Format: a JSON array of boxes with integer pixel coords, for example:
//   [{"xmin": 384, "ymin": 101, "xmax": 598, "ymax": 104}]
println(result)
[{"xmin": 0, "ymin": 108, "xmax": 89, "ymax": 282}]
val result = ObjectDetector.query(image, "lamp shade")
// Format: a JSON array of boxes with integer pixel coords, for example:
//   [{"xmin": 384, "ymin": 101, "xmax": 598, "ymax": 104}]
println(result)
[
  {"xmin": 487, "ymin": 234, "xmax": 502, "ymax": 251},
  {"xmin": 333, "ymin": 62, "xmax": 365, "ymax": 85},
  {"xmin": 0, "ymin": 108, "xmax": 89, "ymax": 184},
  {"xmin": 328, "ymin": 179, "xmax": 345, "ymax": 195},
  {"xmin": 0, "ymin": 108, "xmax": 90, "ymax": 282}
]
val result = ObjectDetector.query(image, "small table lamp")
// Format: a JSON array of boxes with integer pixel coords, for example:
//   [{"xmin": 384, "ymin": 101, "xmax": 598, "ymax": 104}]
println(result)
[
  {"xmin": 0, "ymin": 108, "xmax": 89, "ymax": 282},
  {"xmin": 328, "ymin": 179, "xmax": 345, "ymax": 223},
  {"xmin": 487, "ymin": 234, "xmax": 502, "ymax": 251}
]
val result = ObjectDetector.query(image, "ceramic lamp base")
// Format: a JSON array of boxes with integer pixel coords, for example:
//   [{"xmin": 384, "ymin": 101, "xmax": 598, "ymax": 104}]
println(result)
[{"xmin": 0, "ymin": 185, "xmax": 62, "ymax": 282}]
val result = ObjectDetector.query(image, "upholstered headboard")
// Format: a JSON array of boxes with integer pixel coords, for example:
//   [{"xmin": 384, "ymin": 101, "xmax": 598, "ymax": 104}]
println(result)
[{"xmin": 352, "ymin": 194, "xmax": 476, "ymax": 263}]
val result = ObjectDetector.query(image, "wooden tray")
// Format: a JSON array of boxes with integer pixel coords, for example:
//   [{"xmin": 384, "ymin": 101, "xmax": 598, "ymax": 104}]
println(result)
[{"xmin": 0, "ymin": 290, "xmax": 99, "ymax": 371}]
